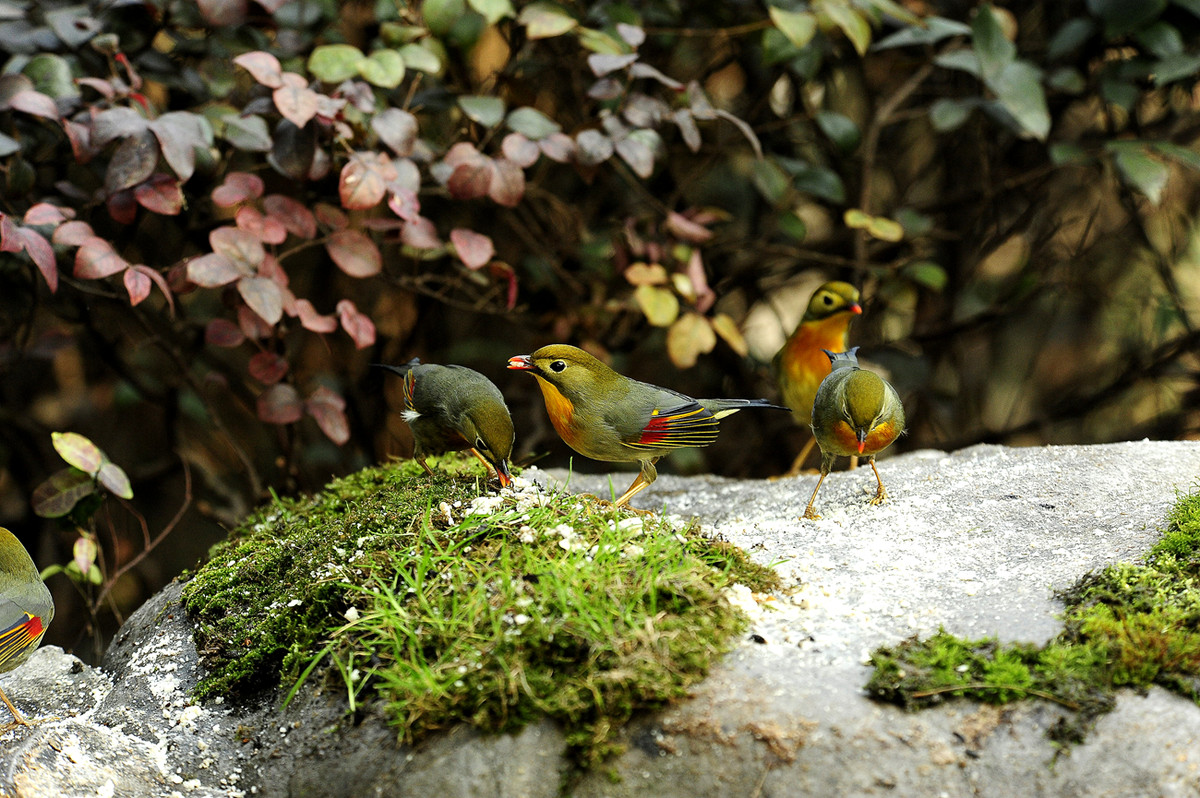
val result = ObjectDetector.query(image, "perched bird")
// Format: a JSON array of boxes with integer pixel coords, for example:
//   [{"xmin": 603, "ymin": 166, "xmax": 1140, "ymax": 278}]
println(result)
[
  {"xmin": 376, "ymin": 359, "xmax": 514, "ymax": 487},
  {"xmin": 508, "ymin": 344, "xmax": 789, "ymax": 508},
  {"xmin": 803, "ymin": 348, "xmax": 904, "ymax": 520},
  {"xmin": 773, "ymin": 281, "xmax": 862, "ymax": 474},
  {"xmin": 0, "ymin": 527, "xmax": 54, "ymax": 726}
]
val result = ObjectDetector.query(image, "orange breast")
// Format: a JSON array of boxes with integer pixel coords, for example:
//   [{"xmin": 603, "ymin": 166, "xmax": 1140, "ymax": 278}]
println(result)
[
  {"xmin": 533, "ymin": 375, "xmax": 584, "ymax": 450},
  {"xmin": 827, "ymin": 418, "xmax": 901, "ymax": 457},
  {"xmin": 779, "ymin": 316, "xmax": 853, "ymax": 422}
]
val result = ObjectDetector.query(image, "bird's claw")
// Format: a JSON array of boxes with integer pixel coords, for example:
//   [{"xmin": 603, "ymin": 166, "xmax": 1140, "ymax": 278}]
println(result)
[
  {"xmin": 868, "ymin": 488, "xmax": 888, "ymax": 506},
  {"xmin": 802, "ymin": 508, "xmax": 821, "ymax": 520}
]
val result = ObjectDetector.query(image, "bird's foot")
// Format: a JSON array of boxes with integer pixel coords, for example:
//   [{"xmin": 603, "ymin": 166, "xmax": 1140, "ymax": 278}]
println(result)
[
  {"xmin": 802, "ymin": 508, "xmax": 822, "ymax": 520},
  {"xmin": 868, "ymin": 487, "xmax": 889, "ymax": 506}
]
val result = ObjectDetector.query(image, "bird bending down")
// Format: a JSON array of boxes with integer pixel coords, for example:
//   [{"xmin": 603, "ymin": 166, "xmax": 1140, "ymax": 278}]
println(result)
[
  {"xmin": 0, "ymin": 526, "xmax": 54, "ymax": 726},
  {"xmin": 376, "ymin": 360, "xmax": 514, "ymax": 488},
  {"xmin": 803, "ymin": 348, "xmax": 904, "ymax": 520},
  {"xmin": 773, "ymin": 281, "xmax": 862, "ymax": 475},
  {"xmin": 508, "ymin": 344, "xmax": 789, "ymax": 509}
]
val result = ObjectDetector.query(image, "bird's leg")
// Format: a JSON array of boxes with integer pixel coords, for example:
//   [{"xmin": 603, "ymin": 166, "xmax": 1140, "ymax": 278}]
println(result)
[
  {"xmin": 416, "ymin": 457, "xmax": 435, "ymax": 477},
  {"xmin": 612, "ymin": 458, "xmax": 658, "ymax": 509},
  {"xmin": 867, "ymin": 458, "xmax": 888, "ymax": 505},
  {"xmin": 0, "ymin": 685, "xmax": 29, "ymax": 727},
  {"xmin": 849, "ymin": 454, "xmax": 859, "ymax": 471},
  {"xmin": 802, "ymin": 455, "xmax": 836, "ymax": 520}
]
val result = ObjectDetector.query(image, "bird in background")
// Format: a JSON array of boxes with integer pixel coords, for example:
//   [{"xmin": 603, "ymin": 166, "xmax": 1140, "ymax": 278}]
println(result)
[
  {"xmin": 508, "ymin": 344, "xmax": 790, "ymax": 509},
  {"xmin": 375, "ymin": 359, "xmax": 514, "ymax": 488},
  {"xmin": 0, "ymin": 526, "xmax": 54, "ymax": 726},
  {"xmin": 803, "ymin": 347, "xmax": 904, "ymax": 520},
  {"xmin": 773, "ymin": 281, "xmax": 862, "ymax": 475}
]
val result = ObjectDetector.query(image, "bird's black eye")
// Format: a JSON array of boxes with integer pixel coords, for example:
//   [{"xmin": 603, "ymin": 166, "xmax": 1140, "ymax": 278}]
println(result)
[
  {"xmin": 550, "ymin": 360, "xmax": 566, "ymax": 373},
  {"xmin": 822, "ymin": 294, "xmax": 834, "ymax": 305},
  {"xmin": 476, "ymin": 438, "xmax": 487, "ymax": 451}
]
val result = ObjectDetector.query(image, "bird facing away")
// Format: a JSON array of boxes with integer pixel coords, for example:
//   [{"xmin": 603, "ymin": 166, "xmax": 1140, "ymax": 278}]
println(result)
[
  {"xmin": 376, "ymin": 360, "xmax": 514, "ymax": 488},
  {"xmin": 773, "ymin": 281, "xmax": 862, "ymax": 474},
  {"xmin": 803, "ymin": 348, "xmax": 904, "ymax": 520},
  {"xmin": 0, "ymin": 526, "xmax": 54, "ymax": 726},
  {"xmin": 508, "ymin": 344, "xmax": 789, "ymax": 509}
]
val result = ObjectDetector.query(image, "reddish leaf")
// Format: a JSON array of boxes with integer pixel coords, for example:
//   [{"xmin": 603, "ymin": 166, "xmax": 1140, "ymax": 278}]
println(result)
[
  {"xmin": 387, "ymin": 189, "xmax": 421, "ymax": 221},
  {"xmin": 313, "ymin": 203, "xmax": 347, "ymax": 231},
  {"xmin": 447, "ymin": 159, "xmax": 494, "ymax": 200},
  {"xmin": 187, "ymin": 252, "xmax": 244, "ymax": 287},
  {"xmin": 257, "ymin": 383, "xmax": 303, "ymax": 424},
  {"xmin": 75, "ymin": 236, "xmax": 129, "ymax": 279},
  {"xmin": 105, "ymin": 130, "xmax": 159, "ymax": 193},
  {"xmin": 390, "ymin": 157, "xmax": 421, "ymax": 194},
  {"xmin": 306, "ymin": 385, "xmax": 350, "ymax": 444},
  {"xmin": 52, "ymin": 220, "xmax": 94, "ymax": 246},
  {"xmin": 32, "ymin": 468, "xmax": 95, "ymax": 519},
  {"xmin": 24, "ymin": 203, "xmax": 71, "ymax": 226},
  {"xmin": 9, "ymin": 90, "xmax": 58, "ymax": 119},
  {"xmin": 488, "ymin": 158, "xmax": 525, "ymax": 207},
  {"xmin": 248, "ymin": 351, "xmax": 289, "ymax": 384},
  {"xmin": 73, "ymin": 536, "xmax": 98, "ymax": 576},
  {"xmin": 685, "ymin": 249, "xmax": 715, "ymax": 313},
  {"xmin": 273, "ymin": 83, "xmax": 320, "ymax": 128},
  {"xmin": 212, "ymin": 172, "xmax": 265, "ymax": 207},
  {"xmin": 238, "ymin": 275, "xmax": 284, "ymax": 325},
  {"xmin": 233, "ymin": 51, "xmax": 284, "ymax": 88},
  {"xmin": 450, "ymin": 228, "xmax": 494, "ymax": 270},
  {"xmin": 401, "ymin": 216, "xmax": 442, "ymax": 250},
  {"xmin": 0, "ymin": 214, "xmax": 17, "ymax": 253},
  {"xmin": 326, "ymin": 229, "xmax": 382, "ymax": 277},
  {"xmin": 443, "ymin": 141, "xmax": 485, "ymax": 168},
  {"xmin": 371, "ymin": 107, "xmax": 418, "ymax": 156},
  {"xmin": 501, "ymin": 133, "xmax": 540, "ymax": 168},
  {"xmin": 62, "ymin": 119, "xmax": 94, "ymax": 161},
  {"xmin": 211, "ymin": 226, "xmax": 265, "ymax": 268},
  {"xmin": 149, "ymin": 112, "xmax": 206, "ymax": 182},
  {"xmin": 76, "ymin": 77, "xmax": 115, "ymax": 99},
  {"xmin": 258, "ymin": 252, "xmax": 289, "ymax": 288},
  {"xmin": 91, "ymin": 107, "xmax": 149, "ymax": 147},
  {"xmin": 134, "ymin": 174, "xmax": 184, "ymax": 215},
  {"xmin": 336, "ymin": 299, "xmax": 376, "ymax": 348},
  {"xmin": 196, "ymin": 0, "xmax": 246, "ymax": 26},
  {"xmin": 539, "ymin": 132, "xmax": 576, "ymax": 163},
  {"xmin": 665, "ymin": 211, "xmax": 713, "ymax": 243},
  {"xmin": 97, "ymin": 460, "xmax": 133, "ymax": 499},
  {"xmin": 52, "ymin": 431, "xmax": 104, "ymax": 474},
  {"xmin": 14, "ymin": 227, "xmax": 57, "ymax": 292},
  {"xmin": 340, "ymin": 152, "xmax": 397, "ymax": 210},
  {"xmin": 106, "ymin": 189, "xmax": 138, "ymax": 224},
  {"xmin": 205, "ymin": 318, "xmax": 245, "ymax": 347},
  {"xmin": 238, "ymin": 305, "xmax": 275, "ymax": 339},
  {"xmin": 130, "ymin": 265, "xmax": 173, "ymax": 314},
  {"xmin": 124, "ymin": 266, "xmax": 151, "ymax": 305},
  {"xmin": 236, "ymin": 206, "xmax": 288, "ymax": 244},
  {"xmin": 263, "ymin": 194, "xmax": 316, "ymax": 239},
  {"xmin": 291, "ymin": 298, "xmax": 339, "ymax": 333}
]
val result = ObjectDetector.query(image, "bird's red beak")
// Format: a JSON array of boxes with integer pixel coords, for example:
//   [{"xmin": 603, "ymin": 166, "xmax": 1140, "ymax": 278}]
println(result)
[
  {"xmin": 507, "ymin": 355, "xmax": 534, "ymax": 371},
  {"xmin": 495, "ymin": 460, "xmax": 512, "ymax": 488},
  {"xmin": 857, "ymin": 428, "xmax": 867, "ymax": 454},
  {"xmin": 850, "ymin": 303, "xmax": 863, "ymax": 315}
]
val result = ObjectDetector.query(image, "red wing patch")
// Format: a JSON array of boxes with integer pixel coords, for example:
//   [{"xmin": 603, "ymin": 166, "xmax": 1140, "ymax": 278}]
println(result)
[
  {"xmin": 626, "ymin": 403, "xmax": 720, "ymax": 451},
  {"xmin": 0, "ymin": 613, "xmax": 45, "ymax": 667}
]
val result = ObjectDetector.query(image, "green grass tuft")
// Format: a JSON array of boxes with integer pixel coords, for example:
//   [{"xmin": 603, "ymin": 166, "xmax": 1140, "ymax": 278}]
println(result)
[
  {"xmin": 181, "ymin": 455, "xmax": 776, "ymax": 765},
  {"xmin": 865, "ymin": 487, "xmax": 1200, "ymax": 745}
]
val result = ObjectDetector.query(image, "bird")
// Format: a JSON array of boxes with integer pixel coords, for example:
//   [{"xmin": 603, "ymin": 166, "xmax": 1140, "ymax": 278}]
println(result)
[
  {"xmin": 773, "ymin": 281, "xmax": 862, "ymax": 474},
  {"xmin": 375, "ymin": 359, "xmax": 514, "ymax": 488},
  {"xmin": 508, "ymin": 344, "xmax": 789, "ymax": 508},
  {"xmin": 803, "ymin": 347, "xmax": 904, "ymax": 520},
  {"xmin": 0, "ymin": 526, "xmax": 54, "ymax": 726}
]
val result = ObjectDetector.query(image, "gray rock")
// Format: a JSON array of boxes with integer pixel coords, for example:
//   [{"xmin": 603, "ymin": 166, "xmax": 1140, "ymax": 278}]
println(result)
[{"xmin": 1, "ymin": 442, "xmax": 1198, "ymax": 797}]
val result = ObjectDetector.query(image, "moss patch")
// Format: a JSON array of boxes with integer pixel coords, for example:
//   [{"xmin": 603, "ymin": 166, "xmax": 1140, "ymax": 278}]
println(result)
[
  {"xmin": 866, "ymin": 487, "xmax": 1200, "ymax": 745},
  {"xmin": 181, "ymin": 455, "xmax": 777, "ymax": 765}
]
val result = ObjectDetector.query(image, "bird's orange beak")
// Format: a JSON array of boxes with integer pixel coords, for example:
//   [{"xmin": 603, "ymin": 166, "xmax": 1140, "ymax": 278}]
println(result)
[
  {"xmin": 495, "ymin": 459, "xmax": 512, "ymax": 488},
  {"xmin": 507, "ymin": 355, "xmax": 534, "ymax": 371},
  {"xmin": 850, "ymin": 303, "xmax": 863, "ymax": 315},
  {"xmin": 857, "ymin": 428, "xmax": 867, "ymax": 454}
]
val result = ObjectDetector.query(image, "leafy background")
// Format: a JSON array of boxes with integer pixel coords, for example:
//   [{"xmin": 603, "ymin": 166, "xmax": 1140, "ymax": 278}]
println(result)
[{"xmin": 2, "ymin": 0, "xmax": 1199, "ymax": 658}]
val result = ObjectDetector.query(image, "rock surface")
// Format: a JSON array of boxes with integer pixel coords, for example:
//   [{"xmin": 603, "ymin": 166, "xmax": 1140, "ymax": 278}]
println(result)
[{"xmin": 2, "ymin": 442, "xmax": 1199, "ymax": 797}]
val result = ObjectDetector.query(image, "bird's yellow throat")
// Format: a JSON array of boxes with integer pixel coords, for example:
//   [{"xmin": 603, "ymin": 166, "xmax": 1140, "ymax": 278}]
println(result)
[{"xmin": 532, "ymin": 374, "xmax": 577, "ymax": 440}]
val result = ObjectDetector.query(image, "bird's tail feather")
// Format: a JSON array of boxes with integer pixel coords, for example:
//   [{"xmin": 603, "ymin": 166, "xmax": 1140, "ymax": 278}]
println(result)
[
  {"xmin": 704, "ymin": 398, "xmax": 791, "ymax": 418},
  {"xmin": 372, "ymin": 358, "xmax": 421, "ymax": 377}
]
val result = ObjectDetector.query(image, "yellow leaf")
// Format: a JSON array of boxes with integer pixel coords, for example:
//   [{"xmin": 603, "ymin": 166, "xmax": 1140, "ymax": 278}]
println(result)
[
  {"xmin": 635, "ymin": 284, "xmax": 680, "ymax": 327},
  {"xmin": 710, "ymin": 313, "xmax": 748, "ymax": 357},
  {"xmin": 866, "ymin": 216, "xmax": 904, "ymax": 242},
  {"xmin": 666, "ymin": 312, "xmax": 716, "ymax": 368},
  {"xmin": 625, "ymin": 262, "xmax": 669, "ymax": 285}
]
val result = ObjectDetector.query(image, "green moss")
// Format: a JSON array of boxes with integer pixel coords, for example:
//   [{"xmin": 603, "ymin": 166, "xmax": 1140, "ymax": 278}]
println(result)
[
  {"xmin": 181, "ymin": 455, "xmax": 776, "ymax": 766},
  {"xmin": 865, "ymin": 487, "xmax": 1200, "ymax": 744}
]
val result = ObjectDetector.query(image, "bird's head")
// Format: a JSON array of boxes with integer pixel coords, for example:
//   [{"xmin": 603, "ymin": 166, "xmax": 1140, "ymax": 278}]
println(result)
[
  {"xmin": 462, "ymin": 401, "xmax": 515, "ymax": 487},
  {"xmin": 840, "ymin": 370, "xmax": 886, "ymax": 453},
  {"xmin": 803, "ymin": 281, "xmax": 862, "ymax": 323},
  {"xmin": 507, "ymin": 344, "xmax": 616, "ymax": 400}
]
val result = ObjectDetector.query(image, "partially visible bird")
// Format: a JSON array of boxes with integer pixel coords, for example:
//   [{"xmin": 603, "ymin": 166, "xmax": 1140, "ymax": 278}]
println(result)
[
  {"xmin": 508, "ymin": 344, "xmax": 789, "ymax": 509},
  {"xmin": 803, "ymin": 348, "xmax": 904, "ymax": 520},
  {"xmin": 376, "ymin": 359, "xmax": 514, "ymax": 488},
  {"xmin": 0, "ymin": 526, "xmax": 54, "ymax": 726},
  {"xmin": 774, "ymin": 281, "xmax": 862, "ymax": 474}
]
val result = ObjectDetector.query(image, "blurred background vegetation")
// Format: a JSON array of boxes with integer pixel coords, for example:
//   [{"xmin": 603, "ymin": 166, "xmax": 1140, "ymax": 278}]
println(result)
[{"xmin": 1, "ymin": 0, "xmax": 1198, "ymax": 661}]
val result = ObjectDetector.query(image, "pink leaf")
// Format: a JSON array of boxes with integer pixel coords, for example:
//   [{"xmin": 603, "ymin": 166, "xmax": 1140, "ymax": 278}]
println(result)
[
  {"xmin": 685, "ymin": 249, "xmax": 715, "ymax": 313},
  {"xmin": 273, "ymin": 84, "xmax": 320, "ymax": 128},
  {"xmin": 211, "ymin": 172, "xmax": 264, "ymax": 207},
  {"xmin": 74, "ymin": 237, "xmax": 129, "ymax": 279},
  {"xmin": 0, "ymin": 214, "xmax": 19, "ymax": 253},
  {"xmin": 290, "ymin": 298, "xmax": 338, "ymax": 333},
  {"xmin": 257, "ymin": 383, "xmax": 303, "ymax": 424},
  {"xmin": 450, "ymin": 228, "xmax": 494, "ymax": 270},
  {"xmin": 340, "ymin": 151, "xmax": 397, "ymax": 210},
  {"xmin": 326, "ymin": 230, "xmax": 382, "ymax": 277},
  {"xmin": 187, "ymin": 252, "xmax": 244, "ymax": 287},
  {"xmin": 313, "ymin": 203, "xmax": 347, "ymax": 231},
  {"xmin": 233, "ymin": 51, "xmax": 284, "ymax": 88},
  {"xmin": 488, "ymin": 158, "xmax": 525, "ymax": 207},
  {"xmin": 501, "ymin": 133, "xmax": 540, "ymax": 168},
  {"xmin": 107, "ymin": 190, "xmax": 138, "ymax": 225},
  {"xmin": 236, "ymin": 206, "xmax": 288, "ymax": 244},
  {"xmin": 52, "ymin": 220, "xmax": 95, "ymax": 247},
  {"xmin": 401, "ymin": 216, "xmax": 442, "ymax": 250},
  {"xmin": 196, "ymin": 0, "xmax": 247, "ymax": 26},
  {"xmin": 124, "ymin": 266, "xmax": 151, "ymax": 305},
  {"xmin": 129, "ymin": 265, "xmax": 175, "ymax": 315},
  {"xmin": 134, "ymin": 174, "xmax": 185, "ymax": 215},
  {"xmin": 210, "ymin": 226, "xmax": 265, "ymax": 268},
  {"xmin": 336, "ymin": 299, "xmax": 376, "ymax": 348},
  {"xmin": 258, "ymin": 252, "xmax": 289, "ymax": 288},
  {"xmin": 238, "ymin": 275, "xmax": 284, "ymax": 325},
  {"xmin": 9, "ymin": 90, "xmax": 58, "ymax": 119},
  {"xmin": 248, "ymin": 351, "xmax": 289, "ymax": 384},
  {"xmin": 24, "ymin": 203, "xmax": 71, "ymax": 226},
  {"xmin": 539, "ymin": 132, "xmax": 576, "ymax": 163},
  {"xmin": 306, "ymin": 385, "xmax": 350, "ymax": 444},
  {"xmin": 238, "ymin": 305, "xmax": 275, "ymax": 339},
  {"xmin": 387, "ymin": 189, "xmax": 420, "ymax": 222},
  {"xmin": 205, "ymin": 318, "xmax": 246, "ymax": 347},
  {"xmin": 447, "ymin": 159, "xmax": 494, "ymax": 200},
  {"xmin": 371, "ymin": 107, "xmax": 418, "ymax": 156},
  {"xmin": 15, "ymin": 227, "xmax": 57, "ymax": 292},
  {"xmin": 263, "ymin": 194, "xmax": 317, "ymax": 239}
]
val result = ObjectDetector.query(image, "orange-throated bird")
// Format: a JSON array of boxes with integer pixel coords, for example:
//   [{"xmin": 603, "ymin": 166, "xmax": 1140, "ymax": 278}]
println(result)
[
  {"xmin": 774, "ymin": 281, "xmax": 862, "ymax": 474},
  {"xmin": 508, "ymin": 344, "xmax": 789, "ymax": 508},
  {"xmin": 376, "ymin": 359, "xmax": 514, "ymax": 487},
  {"xmin": 0, "ymin": 526, "xmax": 53, "ymax": 726},
  {"xmin": 803, "ymin": 348, "xmax": 904, "ymax": 520}
]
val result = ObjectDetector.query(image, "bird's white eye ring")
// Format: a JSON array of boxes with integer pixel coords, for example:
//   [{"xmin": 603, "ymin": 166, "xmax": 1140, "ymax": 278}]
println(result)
[
  {"xmin": 476, "ymin": 438, "xmax": 487, "ymax": 450},
  {"xmin": 550, "ymin": 360, "xmax": 566, "ymax": 373}
]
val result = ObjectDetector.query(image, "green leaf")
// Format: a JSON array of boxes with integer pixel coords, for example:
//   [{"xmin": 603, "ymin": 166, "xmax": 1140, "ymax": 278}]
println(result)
[
  {"xmin": 308, "ymin": 44, "xmax": 366, "ymax": 83},
  {"xmin": 862, "ymin": 0, "xmax": 922, "ymax": 26},
  {"xmin": 904, "ymin": 260, "xmax": 948, "ymax": 291},
  {"xmin": 23, "ymin": 53, "xmax": 76, "ymax": 99},
  {"xmin": 971, "ymin": 5, "xmax": 1016, "ymax": 81},
  {"xmin": 399, "ymin": 43, "xmax": 443, "ymax": 74},
  {"xmin": 358, "ymin": 49, "xmax": 406, "ymax": 88},
  {"xmin": 1149, "ymin": 141, "xmax": 1200, "ymax": 172},
  {"xmin": 768, "ymin": 7, "xmax": 817, "ymax": 49},
  {"xmin": 1047, "ymin": 18, "xmax": 1096, "ymax": 62},
  {"xmin": 1049, "ymin": 143, "xmax": 1089, "ymax": 165},
  {"xmin": 506, "ymin": 107, "xmax": 561, "ymax": 140},
  {"xmin": 52, "ymin": 431, "xmax": 105, "ymax": 474},
  {"xmin": 459, "ymin": 95, "xmax": 506, "ymax": 127},
  {"xmin": 987, "ymin": 61, "xmax": 1051, "ymax": 140},
  {"xmin": 895, "ymin": 208, "xmax": 934, "ymax": 237},
  {"xmin": 1109, "ymin": 142, "xmax": 1169, "ymax": 204},
  {"xmin": 1174, "ymin": 0, "xmax": 1200, "ymax": 19},
  {"xmin": 98, "ymin": 460, "xmax": 134, "ymax": 499},
  {"xmin": 1135, "ymin": 21, "xmax": 1184, "ymax": 58},
  {"xmin": 934, "ymin": 49, "xmax": 981, "ymax": 77},
  {"xmin": 815, "ymin": 110, "xmax": 860, "ymax": 152},
  {"xmin": 762, "ymin": 28, "xmax": 803, "ymax": 66},
  {"xmin": 1047, "ymin": 67, "xmax": 1086, "ymax": 94},
  {"xmin": 0, "ymin": 132, "xmax": 18, "ymax": 157},
  {"xmin": 874, "ymin": 16, "xmax": 971, "ymax": 49},
  {"xmin": 778, "ymin": 211, "xmax": 807, "ymax": 241},
  {"xmin": 1153, "ymin": 53, "xmax": 1200, "ymax": 85},
  {"xmin": 788, "ymin": 160, "xmax": 846, "ymax": 203},
  {"xmin": 866, "ymin": 216, "xmax": 904, "ymax": 242},
  {"xmin": 1086, "ymin": 0, "xmax": 1167, "ymax": 35},
  {"xmin": 819, "ymin": 0, "xmax": 872, "ymax": 56},
  {"xmin": 518, "ymin": 2, "xmax": 578, "ymax": 38},
  {"xmin": 467, "ymin": 0, "xmax": 514, "ymax": 25},
  {"xmin": 635, "ymin": 284, "xmax": 680, "ymax": 327},
  {"xmin": 843, "ymin": 208, "xmax": 872, "ymax": 229},
  {"xmin": 577, "ymin": 28, "xmax": 627, "ymax": 55},
  {"xmin": 424, "ymin": 0, "xmax": 466, "ymax": 35},
  {"xmin": 929, "ymin": 98, "xmax": 976, "ymax": 130},
  {"xmin": 31, "ymin": 467, "xmax": 95, "ymax": 518},
  {"xmin": 752, "ymin": 159, "xmax": 791, "ymax": 205},
  {"xmin": 1100, "ymin": 75, "xmax": 1140, "ymax": 109}
]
